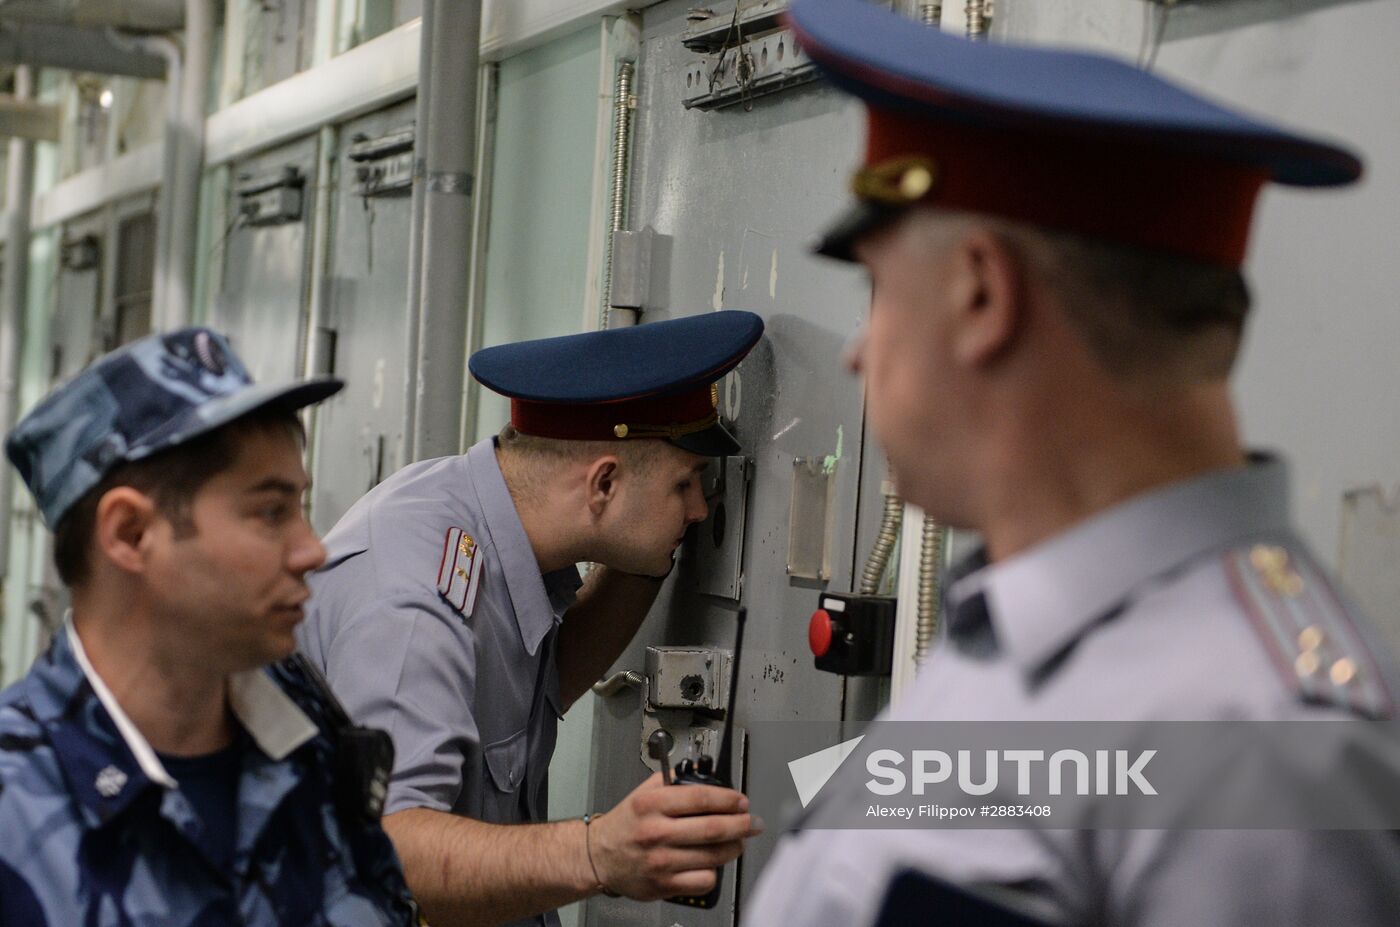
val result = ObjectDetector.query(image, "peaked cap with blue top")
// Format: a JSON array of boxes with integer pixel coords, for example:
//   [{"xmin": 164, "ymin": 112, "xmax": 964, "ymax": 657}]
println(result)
[
  {"xmin": 787, "ymin": 0, "xmax": 1363, "ymax": 265},
  {"xmin": 7, "ymin": 327, "xmax": 342, "ymax": 527},
  {"xmin": 469, "ymin": 310, "xmax": 764, "ymax": 457}
]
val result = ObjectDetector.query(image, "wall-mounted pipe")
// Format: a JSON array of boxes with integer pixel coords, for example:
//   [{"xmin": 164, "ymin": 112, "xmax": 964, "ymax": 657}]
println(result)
[
  {"xmin": 0, "ymin": 21, "xmax": 165, "ymax": 77},
  {"xmin": 155, "ymin": 0, "xmax": 213, "ymax": 330},
  {"xmin": 108, "ymin": 29, "xmax": 179, "ymax": 324},
  {"xmin": 401, "ymin": 0, "xmax": 433, "ymax": 462},
  {"xmin": 0, "ymin": 0, "xmax": 184, "ymax": 32},
  {"xmin": 0, "ymin": 65, "xmax": 36, "ymax": 579},
  {"xmin": 410, "ymin": 0, "xmax": 482, "ymax": 461}
]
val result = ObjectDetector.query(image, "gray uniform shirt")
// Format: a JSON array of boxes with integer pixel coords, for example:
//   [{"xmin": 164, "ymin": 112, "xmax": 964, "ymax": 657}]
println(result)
[
  {"xmin": 298, "ymin": 438, "xmax": 582, "ymax": 927},
  {"xmin": 745, "ymin": 457, "xmax": 1400, "ymax": 926}
]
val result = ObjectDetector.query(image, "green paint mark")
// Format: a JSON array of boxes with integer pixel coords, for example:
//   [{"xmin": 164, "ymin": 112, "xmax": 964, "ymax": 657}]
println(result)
[{"xmin": 822, "ymin": 425, "xmax": 844, "ymax": 474}]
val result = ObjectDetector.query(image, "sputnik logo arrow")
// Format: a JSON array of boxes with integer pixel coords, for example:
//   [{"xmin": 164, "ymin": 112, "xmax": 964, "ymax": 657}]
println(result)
[{"xmin": 788, "ymin": 735, "xmax": 864, "ymax": 807}]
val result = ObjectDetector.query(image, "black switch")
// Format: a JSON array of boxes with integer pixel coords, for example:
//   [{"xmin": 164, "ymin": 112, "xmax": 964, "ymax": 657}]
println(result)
[{"xmin": 808, "ymin": 592, "xmax": 896, "ymax": 676}]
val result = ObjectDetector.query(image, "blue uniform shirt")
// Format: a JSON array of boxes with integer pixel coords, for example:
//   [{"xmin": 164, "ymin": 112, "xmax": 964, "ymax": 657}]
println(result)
[
  {"xmin": 746, "ymin": 457, "xmax": 1400, "ymax": 926},
  {"xmin": 0, "ymin": 623, "xmax": 416, "ymax": 927},
  {"xmin": 297, "ymin": 438, "xmax": 583, "ymax": 927}
]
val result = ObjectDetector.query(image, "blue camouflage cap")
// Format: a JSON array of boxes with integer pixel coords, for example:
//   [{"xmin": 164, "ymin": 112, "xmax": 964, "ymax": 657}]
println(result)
[{"xmin": 6, "ymin": 327, "xmax": 343, "ymax": 527}]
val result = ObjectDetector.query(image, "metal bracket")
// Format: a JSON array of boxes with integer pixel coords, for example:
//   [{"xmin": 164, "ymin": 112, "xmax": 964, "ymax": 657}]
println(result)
[
  {"xmin": 347, "ymin": 126, "xmax": 415, "ymax": 198},
  {"xmin": 235, "ymin": 166, "xmax": 305, "ymax": 226},
  {"xmin": 59, "ymin": 233, "xmax": 101, "ymax": 271},
  {"xmin": 681, "ymin": 2, "xmax": 818, "ymax": 111},
  {"xmin": 638, "ymin": 645, "xmax": 739, "ymax": 773},
  {"xmin": 608, "ymin": 226, "xmax": 671, "ymax": 311},
  {"xmin": 646, "ymin": 646, "xmax": 732, "ymax": 711}
]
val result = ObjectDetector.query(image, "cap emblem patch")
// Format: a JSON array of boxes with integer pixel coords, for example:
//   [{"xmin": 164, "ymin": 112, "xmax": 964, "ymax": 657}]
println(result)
[
  {"xmin": 851, "ymin": 156, "xmax": 939, "ymax": 206},
  {"xmin": 193, "ymin": 330, "xmax": 227, "ymax": 375}
]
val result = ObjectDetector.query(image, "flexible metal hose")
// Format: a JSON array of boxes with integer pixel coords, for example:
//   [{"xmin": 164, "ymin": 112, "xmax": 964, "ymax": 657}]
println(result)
[
  {"xmin": 600, "ymin": 60, "xmax": 635, "ymax": 330},
  {"xmin": 915, "ymin": 516, "xmax": 949, "ymax": 664},
  {"xmin": 966, "ymin": 0, "xmax": 991, "ymax": 38},
  {"xmin": 919, "ymin": 3, "xmax": 942, "ymax": 26},
  {"xmin": 860, "ymin": 479, "xmax": 904, "ymax": 595}
]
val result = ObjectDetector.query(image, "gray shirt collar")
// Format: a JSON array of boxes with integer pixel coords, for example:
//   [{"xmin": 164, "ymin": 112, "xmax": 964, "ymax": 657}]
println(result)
[
  {"xmin": 946, "ymin": 454, "xmax": 1291, "ymax": 678},
  {"xmin": 466, "ymin": 438, "xmax": 582, "ymax": 655}
]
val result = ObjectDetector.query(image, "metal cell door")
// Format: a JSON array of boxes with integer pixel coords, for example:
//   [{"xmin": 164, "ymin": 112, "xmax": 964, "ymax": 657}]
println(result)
[
  {"xmin": 583, "ymin": 3, "xmax": 880, "ymax": 925},
  {"xmin": 214, "ymin": 136, "xmax": 319, "ymax": 387},
  {"xmin": 309, "ymin": 98, "xmax": 417, "ymax": 533}
]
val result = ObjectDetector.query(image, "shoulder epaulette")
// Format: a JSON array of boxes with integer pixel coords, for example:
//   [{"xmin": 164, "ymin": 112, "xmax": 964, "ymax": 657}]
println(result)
[
  {"xmin": 1224, "ymin": 543, "xmax": 1394, "ymax": 718},
  {"xmin": 436, "ymin": 526, "xmax": 483, "ymax": 619}
]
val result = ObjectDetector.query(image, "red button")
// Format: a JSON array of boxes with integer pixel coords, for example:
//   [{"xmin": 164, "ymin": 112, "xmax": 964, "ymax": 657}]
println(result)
[{"xmin": 809, "ymin": 609, "xmax": 833, "ymax": 657}]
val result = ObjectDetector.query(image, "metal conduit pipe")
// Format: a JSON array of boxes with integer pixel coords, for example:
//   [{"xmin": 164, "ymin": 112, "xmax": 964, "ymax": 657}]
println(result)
[
  {"xmin": 410, "ymin": 0, "xmax": 481, "ymax": 460},
  {"xmin": 965, "ymin": 0, "xmax": 991, "ymax": 38},
  {"xmin": 158, "ymin": 0, "xmax": 213, "ymax": 330},
  {"xmin": 0, "ymin": 65, "xmax": 36, "ymax": 577},
  {"xmin": 0, "ymin": 22, "xmax": 166, "ymax": 78},
  {"xmin": 300, "ymin": 124, "xmax": 337, "ymax": 517},
  {"xmin": 914, "ymin": 515, "xmax": 948, "ymax": 664},
  {"xmin": 401, "ymin": 0, "xmax": 434, "ymax": 460},
  {"xmin": 107, "ymin": 28, "xmax": 179, "ymax": 321},
  {"xmin": 860, "ymin": 475, "xmax": 904, "ymax": 595},
  {"xmin": 599, "ymin": 58, "xmax": 636, "ymax": 331},
  {"xmin": 0, "ymin": 0, "xmax": 184, "ymax": 32}
]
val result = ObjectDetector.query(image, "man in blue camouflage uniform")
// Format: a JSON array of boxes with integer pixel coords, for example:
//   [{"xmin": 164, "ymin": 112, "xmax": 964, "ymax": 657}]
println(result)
[{"xmin": 0, "ymin": 328, "xmax": 417, "ymax": 926}]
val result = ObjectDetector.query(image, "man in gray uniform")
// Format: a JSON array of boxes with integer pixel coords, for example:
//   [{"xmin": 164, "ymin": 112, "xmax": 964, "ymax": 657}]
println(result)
[
  {"xmin": 299, "ymin": 311, "xmax": 765, "ymax": 926},
  {"xmin": 746, "ymin": 1, "xmax": 1400, "ymax": 924}
]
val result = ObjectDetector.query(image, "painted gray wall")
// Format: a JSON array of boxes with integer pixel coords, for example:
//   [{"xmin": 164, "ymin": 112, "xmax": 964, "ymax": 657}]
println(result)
[{"xmin": 1000, "ymin": 0, "xmax": 1400, "ymax": 638}]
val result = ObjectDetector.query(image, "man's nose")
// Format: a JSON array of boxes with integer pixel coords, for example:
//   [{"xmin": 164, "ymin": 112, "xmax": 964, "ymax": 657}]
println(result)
[
  {"xmin": 288, "ymin": 520, "xmax": 328, "ymax": 575},
  {"xmin": 688, "ymin": 485, "xmax": 709, "ymax": 525}
]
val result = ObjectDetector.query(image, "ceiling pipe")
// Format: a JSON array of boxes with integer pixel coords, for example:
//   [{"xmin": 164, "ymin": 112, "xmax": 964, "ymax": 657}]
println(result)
[
  {"xmin": 0, "ymin": 21, "xmax": 167, "ymax": 78},
  {"xmin": 0, "ymin": 0, "xmax": 184, "ymax": 32}
]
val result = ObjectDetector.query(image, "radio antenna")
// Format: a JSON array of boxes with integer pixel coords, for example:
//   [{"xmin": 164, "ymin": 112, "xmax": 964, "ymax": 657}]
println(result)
[{"xmin": 715, "ymin": 606, "xmax": 746, "ymax": 786}]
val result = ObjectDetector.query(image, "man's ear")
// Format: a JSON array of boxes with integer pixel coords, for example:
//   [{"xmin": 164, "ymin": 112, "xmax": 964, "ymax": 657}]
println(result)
[
  {"xmin": 584, "ymin": 456, "xmax": 622, "ymax": 516},
  {"xmin": 93, "ymin": 487, "xmax": 160, "ymax": 575},
  {"xmin": 947, "ymin": 227, "xmax": 1026, "ymax": 368}
]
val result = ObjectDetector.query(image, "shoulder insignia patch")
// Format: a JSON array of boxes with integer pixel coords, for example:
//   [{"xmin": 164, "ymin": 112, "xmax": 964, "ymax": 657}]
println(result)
[
  {"xmin": 1224, "ymin": 543, "xmax": 1394, "ymax": 718},
  {"xmin": 436, "ymin": 527, "xmax": 483, "ymax": 619}
]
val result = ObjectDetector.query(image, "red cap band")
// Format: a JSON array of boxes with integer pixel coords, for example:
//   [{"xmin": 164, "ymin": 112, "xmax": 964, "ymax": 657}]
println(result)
[
  {"xmin": 864, "ymin": 107, "xmax": 1269, "ymax": 266},
  {"xmin": 511, "ymin": 383, "xmax": 717, "ymax": 441}
]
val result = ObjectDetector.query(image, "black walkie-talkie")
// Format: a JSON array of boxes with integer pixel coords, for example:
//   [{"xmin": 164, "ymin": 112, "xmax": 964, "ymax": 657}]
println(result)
[
  {"xmin": 285, "ymin": 653, "xmax": 395, "ymax": 827},
  {"xmin": 653, "ymin": 607, "xmax": 747, "ymax": 910}
]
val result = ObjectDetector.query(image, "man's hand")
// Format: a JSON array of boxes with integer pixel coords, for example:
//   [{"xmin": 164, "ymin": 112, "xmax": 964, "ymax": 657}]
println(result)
[{"xmin": 590, "ymin": 773, "xmax": 763, "ymax": 900}]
